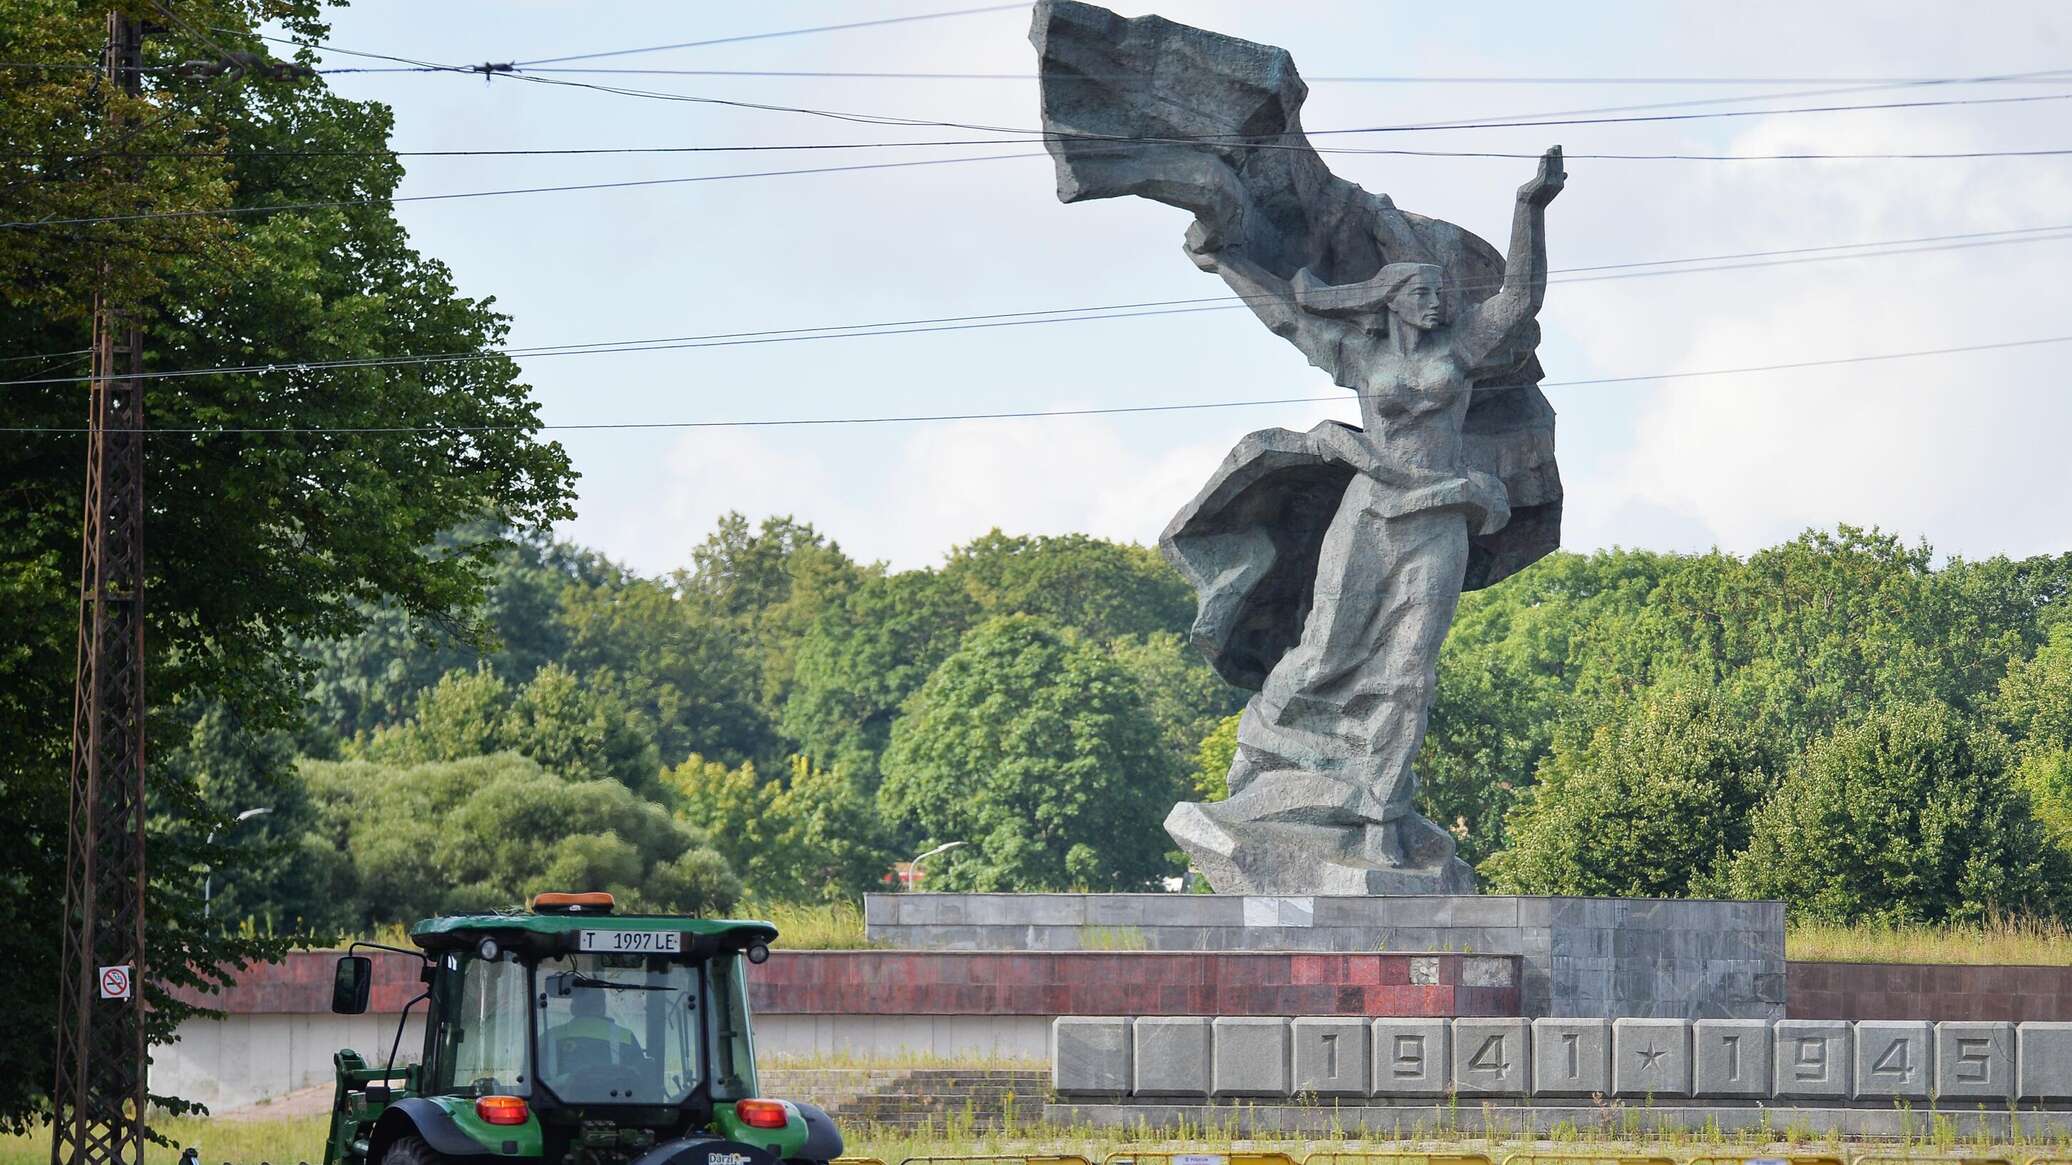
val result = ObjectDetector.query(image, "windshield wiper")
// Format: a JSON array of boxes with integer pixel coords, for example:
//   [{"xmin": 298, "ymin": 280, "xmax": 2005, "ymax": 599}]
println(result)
[{"xmin": 550, "ymin": 972, "xmax": 676, "ymax": 994}]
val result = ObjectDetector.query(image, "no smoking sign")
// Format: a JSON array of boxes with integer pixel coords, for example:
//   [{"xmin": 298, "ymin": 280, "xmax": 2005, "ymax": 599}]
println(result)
[{"xmin": 98, "ymin": 965, "xmax": 132, "ymax": 1001}]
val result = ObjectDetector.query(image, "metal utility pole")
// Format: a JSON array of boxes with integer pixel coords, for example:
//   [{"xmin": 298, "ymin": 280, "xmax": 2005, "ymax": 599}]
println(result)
[{"xmin": 51, "ymin": 9, "xmax": 150, "ymax": 1164}]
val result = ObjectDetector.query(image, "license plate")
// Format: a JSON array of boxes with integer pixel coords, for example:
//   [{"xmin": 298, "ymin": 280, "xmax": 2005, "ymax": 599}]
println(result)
[{"xmin": 579, "ymin": 929, "xmax": 682, "ymax": 954}]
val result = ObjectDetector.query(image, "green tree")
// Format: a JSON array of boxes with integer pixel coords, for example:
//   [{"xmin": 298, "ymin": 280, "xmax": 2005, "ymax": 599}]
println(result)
[
  {"xmin": 1997, "ymin": 624, "xmax": 2072, "ymax": 850},
  {"xmin": 781, "ymin": 569, "xmax": 980, "ymax": 790},
  {"xmin": 0, "ymin": 1, "xmax": 574, "ymax": 1127},
  {"xmin": 879, "ymin": 615, "xmax": 1179, "ymax": 890},
  {"xmin": 558, "ymin": 569, "xmax": 775, "ymax": 767},
  {"xmin": 1418, "ymin": 548, "xmax": 1676, "ymax": 859},
  {"xmin": 361, "ymin": 664, "xmax": 659, "ymax": 792},
  {"xmin": 1108, "ymin": 631, "xmax": 1246, "ymax": 773},
  {"xmin": 300, "ymin": 529, "xmax": 611, "ymax": 747},
  {"xmin": 1729, "ymin": 702, "xmax": 2066, "ymax": 923},
  {"xmin": 663, "ymin": 755, "xmax": 775, "ymax": 891},
  {"xmin": 680, "ymin": 513, "xmax": 859, "ymax": 716},
  {"xmin": 1481, "ymin": 681, "xmax": 1773, "ymax": 897},
  {"xmin": 303, "ymin": 753, "xmax": 738, "ymax": 926},
  {"xmin": 943, "ymin": 530, "xmax": 1194, "ymax": 642},
  {"xmin": 161, "ymin": 706, "xmax": 355, "ymax": 934},
  {"xmin": 1191, "ymin": 712, "xmax": 1241, "ymax": 802},
  {"xmin": 666, "ymin": 753, "xmax": 895, "ymax": 902}
]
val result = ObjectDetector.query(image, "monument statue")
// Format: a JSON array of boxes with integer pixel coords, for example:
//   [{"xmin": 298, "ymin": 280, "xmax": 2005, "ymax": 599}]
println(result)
[{"xmin": 1031, "ymin": 1, "xmax": 1566, "ymax": 894}]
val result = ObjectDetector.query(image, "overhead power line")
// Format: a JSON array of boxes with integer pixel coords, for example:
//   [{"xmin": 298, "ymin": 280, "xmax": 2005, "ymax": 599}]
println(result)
[
  {"xmin": 5, "ymin": 333, "xmax": 2068, "ymax": 437},
  {"xmin": 510, "ymin": 3, "xmax": 1029, "ymax": 67},
  {"xmin": 261, "ymin": 29, "xmax": 2072, "ymax": 143},
  {"xmin": 6, "ymin": 221, "xmax": 2069, "ymax": 388},
  {"xmin": 0, "ymin": 151, "xmax": 1044, "ymax": 230},
  {"xmin": 20, "ymin": 139, "xmax": 2072, "ymax": 164},
  {"xmin": 16, "ymin": 83, "xmax": 2072, "ymax": 231},
  {"xmin": 308, "ymin": 64, "xmax": 2072, "ymax": 86}
]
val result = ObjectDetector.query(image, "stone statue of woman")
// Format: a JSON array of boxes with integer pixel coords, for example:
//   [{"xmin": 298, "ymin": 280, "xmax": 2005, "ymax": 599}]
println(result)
[
  {"xmin": 1164, "ymin": 148, "xmax": 1564, "ymax": 892},
  {"xmin": 1031, "ymin": 0, "xmax": 1569, "ymax": 893}
]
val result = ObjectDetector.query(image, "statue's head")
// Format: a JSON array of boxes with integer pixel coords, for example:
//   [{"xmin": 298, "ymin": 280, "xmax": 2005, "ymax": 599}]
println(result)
[
  {"xmin": 1379, "ymin": 263, "xmax": 1445, "ymax": 333},
  {"xmin": 1295, "ymin": 262, "xmax": 1445, "ymax": 334}
]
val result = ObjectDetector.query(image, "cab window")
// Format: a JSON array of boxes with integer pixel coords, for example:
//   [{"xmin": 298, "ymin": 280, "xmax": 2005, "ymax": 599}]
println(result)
[
  {"xmin": 431, "ymin": 952, "xmax": 529, "ymax": 1097},
  {"xmin": 706, "ymin": 953, "xmax": 759, "ymax": 1100},
  {"xmin": 537, "ymin": 953, "xmax": 700, "ymax": 1105}
]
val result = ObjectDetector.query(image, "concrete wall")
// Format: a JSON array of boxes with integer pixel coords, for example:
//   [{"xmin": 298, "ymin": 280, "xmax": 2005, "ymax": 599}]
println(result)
[
  {"xmin": 163, "ymin": 1012, "xmax": 1042, "ymax": 1110},
  {"xmin": 158, "ymin": 1012, "xmax": 425, "ymax": 1111},
  {"xmin": 867, "ymin": 894, "xmax": 1785, "ymax": 1019}
]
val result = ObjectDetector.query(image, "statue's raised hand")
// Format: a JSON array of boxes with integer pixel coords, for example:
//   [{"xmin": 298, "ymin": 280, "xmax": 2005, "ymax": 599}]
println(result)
[{"xmin": 1518, "ymin": 145, "xmax": 1565, "ymax": 207}]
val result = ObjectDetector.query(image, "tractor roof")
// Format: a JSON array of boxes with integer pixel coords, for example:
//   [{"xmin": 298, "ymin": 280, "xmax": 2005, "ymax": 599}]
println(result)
[{"xmin": 407, "ymin": 911, "xmax": 779, "ymax": 952}]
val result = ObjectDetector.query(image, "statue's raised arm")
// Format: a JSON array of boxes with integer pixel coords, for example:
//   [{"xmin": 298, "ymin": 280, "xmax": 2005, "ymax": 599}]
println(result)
[{"xmin": 1457, "ymin": 147, "xmax": 1565, "ymax": 369}]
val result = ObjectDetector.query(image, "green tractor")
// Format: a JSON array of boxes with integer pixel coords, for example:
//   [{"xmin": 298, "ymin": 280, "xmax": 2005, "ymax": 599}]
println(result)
[{"xmin": 324, "ymin": 892, "xmax": 843, "ymax": 1165}]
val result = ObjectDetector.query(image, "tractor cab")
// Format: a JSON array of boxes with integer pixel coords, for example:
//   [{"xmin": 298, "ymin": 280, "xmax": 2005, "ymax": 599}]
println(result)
[{"xmin": 324, "ymin": 893, "xmax": 842, "ymax": 1165}]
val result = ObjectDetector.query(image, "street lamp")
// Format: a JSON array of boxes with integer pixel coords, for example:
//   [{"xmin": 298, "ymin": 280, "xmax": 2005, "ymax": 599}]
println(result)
[
  {"xmin": 203, "ymin": 805, "xmax": 272, "ymax": 920},
  {"xmin": 906, "ymin": 840, "xmax": 966, "ymax": 891}
]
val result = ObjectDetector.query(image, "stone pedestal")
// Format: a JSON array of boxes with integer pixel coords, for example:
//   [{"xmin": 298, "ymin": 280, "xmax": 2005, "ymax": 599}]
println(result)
[{"xmin": 864, "ymin": 892, "xmax": 1786, "ymax": 1020}]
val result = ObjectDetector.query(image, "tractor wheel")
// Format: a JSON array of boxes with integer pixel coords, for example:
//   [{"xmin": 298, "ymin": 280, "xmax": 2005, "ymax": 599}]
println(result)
[{"xmin": 381, "ymin": 1136, "xmax": 450, "ymax": 1164}]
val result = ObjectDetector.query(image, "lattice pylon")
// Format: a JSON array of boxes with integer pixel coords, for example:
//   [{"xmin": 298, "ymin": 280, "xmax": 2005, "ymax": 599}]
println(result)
[{"xmin": 51, "ymin": 287, "xmax": 149, "ymax": 1165}]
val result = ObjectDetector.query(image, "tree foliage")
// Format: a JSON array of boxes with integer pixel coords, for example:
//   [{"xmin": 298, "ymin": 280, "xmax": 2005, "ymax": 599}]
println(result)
[
  {"xmin": 943, "ymin": 530, "xmax": 1194, "ymax": 642},
  {"xmin": 1483, "ymin": 681, "xmax": 1774, "ymax": 897},
  {"xmin": 1, "ymin": 0, "xmax": 575, "ymax": 1129},
  {"xmin": 1729, "ymin": 702, "xmax": 2066, "ymax": 923},
  {"xmin": 303, "ymin": 754, "xmax": 739, "ymax": 926},
  {"xmin": 359, "ymin": 664, "xmax": 660, "ymax": 794},
  {"xmin": 880, "ymin": 615, "xmax": 1179, "ymax": 890}
]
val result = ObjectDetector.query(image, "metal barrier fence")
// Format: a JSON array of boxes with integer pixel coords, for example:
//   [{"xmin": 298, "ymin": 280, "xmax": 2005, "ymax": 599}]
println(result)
[{"xmin": 1107, "ymin": 1153, "xmax": 1300, "ymax": 1165}]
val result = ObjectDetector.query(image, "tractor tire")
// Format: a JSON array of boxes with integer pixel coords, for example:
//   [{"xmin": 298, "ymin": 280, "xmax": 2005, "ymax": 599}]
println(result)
[{"xmin": 381, "ymin": 1136, "xmax": 451, "ymax": 1164}]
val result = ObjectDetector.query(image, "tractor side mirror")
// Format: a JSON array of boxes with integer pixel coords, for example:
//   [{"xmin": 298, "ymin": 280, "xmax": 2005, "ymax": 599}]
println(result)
[{"xmin": 332, "ymin": 955, "xmax": 372, "ymax": 1015}]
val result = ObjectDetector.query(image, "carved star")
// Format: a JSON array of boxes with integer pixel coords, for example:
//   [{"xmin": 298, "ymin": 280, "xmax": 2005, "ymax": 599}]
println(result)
[{"xmin": 1635, "ymin": 1044, "xmax": 1666, "ymax": 1070}]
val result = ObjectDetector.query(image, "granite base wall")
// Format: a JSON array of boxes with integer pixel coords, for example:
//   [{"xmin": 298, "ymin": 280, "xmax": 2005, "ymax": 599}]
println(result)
[
  {"xmin": 868, "ymin": 894, "xmax": 1786, "ymax": 1019},
  {"xmin": 1053, "ymin": 1015, "xmax": 2072, "ymax": 1104}
]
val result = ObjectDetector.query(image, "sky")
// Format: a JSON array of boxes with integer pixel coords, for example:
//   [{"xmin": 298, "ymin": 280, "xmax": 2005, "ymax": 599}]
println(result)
[{"xmin": 302, "ymin": 2, "xmax": 2072, "ymax": 575}]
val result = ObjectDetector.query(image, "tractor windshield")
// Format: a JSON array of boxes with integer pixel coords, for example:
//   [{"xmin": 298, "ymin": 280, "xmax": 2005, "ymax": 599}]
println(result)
[{"xmin": 536, "ymin": 952, "xmax": 701, "ymax": 1106}]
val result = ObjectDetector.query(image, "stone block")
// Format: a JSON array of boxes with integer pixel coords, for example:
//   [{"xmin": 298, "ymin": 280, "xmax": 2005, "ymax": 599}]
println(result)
[
  {"xmin": 1409, "ymin": 957, "xmax": 1440, "ymax": 985},
  {"xmin": 1531, "ymin": 1018, "xmax": 1607, "ymax": 1097},
  {"xmin": 1372, "ymin": 1018, "xmax": 1449, "ymax": 1096},
  {"xmin": 1613, "ymin": 1018, "xmax": 1692, "ymax": 1097},
  {"xmin": 1774, "ymin": 1019, "xmax": 1852, "ymax": 1100},
  {"xmin": 1936, "ymin": 1021, "xmax": 2014, "ymax": 1100},
  {"xmin": 1242, "ymin": 895, "xmax": 1317, "ymax": 927},
  {"xmin": 2018, "ymin": 1023, "xmax": 2072, "ymax": 1100},
  {"xmin": 1133, "ymin": 895, "xmax": 1244, "ymax": 928},
  {"xmin": 1292, "ymin": 1017, "xmax": 1370, "ymax": 1097},
  {"xmin": 1452, "ymin": 1017, "xmax": 1529, "ymax": 1096},
  {"xmin": 1053, "ymin": 1017, "xmax": 1130, "ymax": 1095},
  {"xmin": 1211, "ymin": 1017, "xmax": 1291, "ymax": 1097},
  {"xmin": 1853, "ymin": 1021, "xmax": 1931, "ymax": 1100},
  {"xmin": 1132, "ymin": 1017, "xmax": 1211, "ymax": 1097},
  {"xmin": 1463, "ymin": 957, "xmax": 1514, "ymax": 988},
  {"xmin": 1690, "ymin": 1015, "xmax": 1773, "ymax": 1094},
  {"xmin": 863, "ymin": 894, "xmax": 896, "ymax": 926}
]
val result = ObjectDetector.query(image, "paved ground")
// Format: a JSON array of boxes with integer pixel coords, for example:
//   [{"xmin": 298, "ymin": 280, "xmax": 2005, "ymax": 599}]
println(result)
[{"xmin": 215, "ymin": 1084, "xmax": 331, "ymax": 1121}]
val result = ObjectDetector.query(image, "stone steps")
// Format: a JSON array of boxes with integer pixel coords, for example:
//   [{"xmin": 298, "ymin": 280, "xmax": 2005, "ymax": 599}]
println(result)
[{"xmin": 761, "ymin": 1067, "xmax": 1051, "ymax": 1131}]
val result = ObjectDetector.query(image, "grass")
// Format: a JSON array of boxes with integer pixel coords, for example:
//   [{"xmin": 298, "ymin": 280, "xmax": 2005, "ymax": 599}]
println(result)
[
  {"xmin": 339, "ymin": 902, "xmax": 2072, "ymax": 964},
  {"xmin": 751, "ymin": 900, "xmax": 880, "ymax": 950},
  {"xmin": 12, "ymin": 1109, "xmax": 2071, "ymax": 1165},
  {"xmin": 0, "ymin": 1114, "xmax": 329, "ymax": 1165},
  {"xmin": 1786, "ymin": 914, "xmax": 2072, "ymax": 965}
]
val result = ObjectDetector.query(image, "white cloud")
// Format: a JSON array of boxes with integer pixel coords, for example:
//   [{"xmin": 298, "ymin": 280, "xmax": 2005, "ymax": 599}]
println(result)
[{"xmin": 1557, "ymin": 107, "xmax": 2072, "ymax": 560}]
